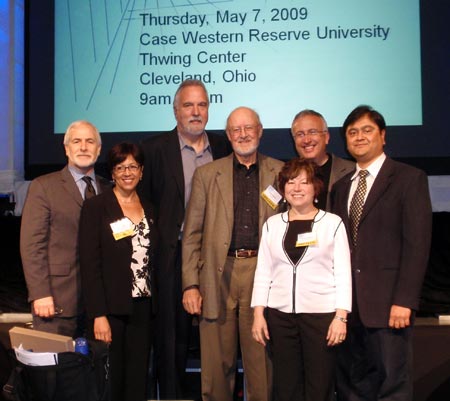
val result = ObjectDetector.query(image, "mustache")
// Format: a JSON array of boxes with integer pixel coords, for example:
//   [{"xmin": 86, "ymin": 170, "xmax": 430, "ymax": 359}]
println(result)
[
  {"xmin": 236, "ymin": 136, "xmax": 252, "ymax": 143},
  {"xmin": 189, "ymin": 118, "xmax": 203, "ymax": 123}
]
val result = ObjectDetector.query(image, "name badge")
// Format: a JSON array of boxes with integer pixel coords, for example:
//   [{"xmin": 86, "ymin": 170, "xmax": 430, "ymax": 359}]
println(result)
[
  {"xmin": 296, "ymin": 232, "xmax": 317, "ymax": 247},
  {"xmin": 110, "ymin": 217, "xmax": 134, "ymax": 240},
  {"xmin": 261, "ymin": 185, "xmax": 283, "ymax": 210}
]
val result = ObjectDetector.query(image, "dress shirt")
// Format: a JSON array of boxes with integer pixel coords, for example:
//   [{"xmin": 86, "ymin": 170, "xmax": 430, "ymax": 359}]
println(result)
[
  {"xmin": 178, "ymin": 132, "xmax": 213, "ymax": 209},
  {"xmin": 230, "ymin": 156, "xmax": 259, "ymax": 251},
  {"xmin": 68, "ymin": 166, "xmax": 98, "ymax": 200},
  {"xmin": 347, "ymin": 153, "xmax": 386, "ymax": 212}
]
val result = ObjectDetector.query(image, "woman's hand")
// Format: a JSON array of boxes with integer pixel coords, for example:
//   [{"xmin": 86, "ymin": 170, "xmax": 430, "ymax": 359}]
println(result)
[
  {"xmin": 94, "ymin": 316, "xmax": 112, "ymax": 343},
  {"xmin": 326, "ymin": 311, "xmax": 347, "ymax": 347},
  {"xmin": 252, "ymin": 306, "xmax": 270, "ymax": 346}
]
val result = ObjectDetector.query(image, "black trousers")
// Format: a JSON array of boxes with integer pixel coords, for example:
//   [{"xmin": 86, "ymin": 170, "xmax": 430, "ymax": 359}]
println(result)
[
  {"xmin": 94, "ymin": 297, "xmax": 153, "ymax": 401},
  {"xmin": 267, "ymin": 308, "xmax": 336, "ymax": 401},
  {"xmin": 336, "ymin": 320, "xmax": 413, "ymax": 401},
  {"xmin": 154, "ymin": 240, "xmax": 192, "ymax": 399}
]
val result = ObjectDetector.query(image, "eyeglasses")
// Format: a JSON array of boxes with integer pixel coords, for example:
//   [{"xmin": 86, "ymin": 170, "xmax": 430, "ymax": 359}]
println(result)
[
  {"xmin": 346, "ymin": 126, "xmax": 377, "ymax": 137},
  {"xmin": 114, "ymin": 164, "xmax": 140, "ymax": 173},
  {"xmin": 229, "ymin": 125, "xmax": 258, "ymax": 136},
  {"xmin": 292, "ymin": 129, "xmax": 327, "ymax": 139}
]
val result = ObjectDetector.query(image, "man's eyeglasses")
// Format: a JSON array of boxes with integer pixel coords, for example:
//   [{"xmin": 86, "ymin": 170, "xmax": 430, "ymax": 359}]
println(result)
[
  {"xmin": 229, "ymin": 125, "xmax": 258, "ymax": 136},
  {"xmin": 292, "ymin": 129, "xmax": 327, "ymax": 139},
  {"xmin": 114, "ymin": 164, "xmax": 140, "ymax": 173}
]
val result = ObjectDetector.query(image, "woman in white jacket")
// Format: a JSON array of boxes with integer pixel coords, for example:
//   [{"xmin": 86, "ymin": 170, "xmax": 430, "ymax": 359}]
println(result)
[{"xmin": 251, "ymin": 158, "xmax": 352, "ymax": 401}]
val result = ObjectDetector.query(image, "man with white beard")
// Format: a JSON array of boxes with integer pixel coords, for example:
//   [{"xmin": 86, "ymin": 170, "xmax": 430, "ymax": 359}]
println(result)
[{"xmin": 182, "ymin": 107, "xmax": 283, "ymax": 401}]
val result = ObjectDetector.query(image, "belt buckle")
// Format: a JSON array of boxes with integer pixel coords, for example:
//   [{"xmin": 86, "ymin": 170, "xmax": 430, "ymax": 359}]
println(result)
[{"xmin": 235, "ymin": 249, "xmax": 246, "ymax": 259}]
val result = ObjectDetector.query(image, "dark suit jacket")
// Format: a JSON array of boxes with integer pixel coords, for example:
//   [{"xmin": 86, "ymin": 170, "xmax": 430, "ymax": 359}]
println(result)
[
  {"xmin": 326, "ymin": 154, "xmax": 355, "ymax": 210},
  {"xmin": 20, "ymin": 166, "xmax": 110, "ymax": 317},
  {"xmin": 331, "ymin": 157, "xmax": 432, "ymax": 327},
  {"xmin": 78, "ymin": 188, "xmax": 158, "ymax": 318},
  {"xmin": 139, "ymin": 129, "xmax": 230, "ymax": 305},
  {"xmin": 182, "ymin": 153, "xmax": 284, "ymax": 319}
]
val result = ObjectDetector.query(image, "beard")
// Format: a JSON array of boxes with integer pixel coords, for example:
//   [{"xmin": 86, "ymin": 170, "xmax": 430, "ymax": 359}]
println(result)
[
  {"xmin": 185, "ymin": 126, "xmax": 205, "ymax": 136},
  {"xmin": 232, "ymin": 143, "xmax": 258, "ymax": 158},
  {"xmin": 182, "ymin": 118, "xmax": 206, "ymax": 137}
]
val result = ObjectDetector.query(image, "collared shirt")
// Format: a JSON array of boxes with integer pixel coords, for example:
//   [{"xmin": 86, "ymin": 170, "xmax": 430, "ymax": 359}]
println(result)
[
  {"xmin": 178, "ymin": 132, "xmax": 213, "ymax": 209},
  {"xmin": 347, "ymin": 152, "xmax": 386, "ymax": 212},
  {"xmin": 230, "ymin": 155, "xmax": 259, "ymax": 251},
  {"xmin": 68, "ymin": 166, "xmax": 98, "ymax": 200}
]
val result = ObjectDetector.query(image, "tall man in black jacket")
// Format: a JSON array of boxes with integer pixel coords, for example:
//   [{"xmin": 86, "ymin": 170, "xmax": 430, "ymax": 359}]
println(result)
[
  {"xmin": 331, "ymin": 105, "xmax": 432, "ymax": 400},
  {"xmin": 140, "ymin": 79, "xmax": 230, "ymax": 399}
]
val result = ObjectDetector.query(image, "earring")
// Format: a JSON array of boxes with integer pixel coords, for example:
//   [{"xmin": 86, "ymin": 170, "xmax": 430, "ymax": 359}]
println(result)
[{"xmin": 314, "ymin": 198, "xmax": 318, "ymax": 204}]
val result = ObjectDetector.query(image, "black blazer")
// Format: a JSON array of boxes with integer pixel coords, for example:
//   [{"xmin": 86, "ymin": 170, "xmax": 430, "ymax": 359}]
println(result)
[
  {"xmin": 331, "ymin": 157, "xmax": 432, "ymax": 328},
  {"xmin": 79, "ymin": 188, "xmax": 158, "ymax": 319},
  {"xmin": 139, "ymin": 129, "xmax": 230, "ymax": 297}
]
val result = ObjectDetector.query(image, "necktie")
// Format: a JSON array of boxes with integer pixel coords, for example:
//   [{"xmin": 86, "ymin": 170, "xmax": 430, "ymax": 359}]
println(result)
[
  {"xmin": 82, "ymin": 176, "xmax": 96, "ymax": 200},
  {"xmin": 349, "ymin": 170, "xmax": 368, "ymax": 246}
]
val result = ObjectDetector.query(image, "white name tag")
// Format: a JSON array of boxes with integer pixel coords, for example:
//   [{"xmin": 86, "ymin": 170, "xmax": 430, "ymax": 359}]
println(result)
[
  {"xmin": 261, "ymin": 185, "xmax": 283, "ymax": 210},
  {"xmin": 296, "ymin": 232, "xmax": 317, "ymax": 247},
  {"xmin": 110, "ymin": 217, "xmax": 134, "ymax": 240}
]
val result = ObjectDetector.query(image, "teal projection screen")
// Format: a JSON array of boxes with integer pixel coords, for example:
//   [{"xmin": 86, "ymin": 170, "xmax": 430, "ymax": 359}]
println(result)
[
  {"xmin": 25, "ymin": 0, "xmax": 450, "ymax": 175},
  {"xmin": 54, "ymin": 0, "xmax": 421, "ymax": 132}
]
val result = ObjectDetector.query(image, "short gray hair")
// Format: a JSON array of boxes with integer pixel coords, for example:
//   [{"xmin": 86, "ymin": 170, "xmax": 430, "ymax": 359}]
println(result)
[
  {"xmin": 291, "ymin": 109, "xmax": 328, "ymax": 132},
  {"xmin": 63, "ymin": 120, "xmax": 101, "ymax": 145},
  {"xmin": 173, "ymin": 79, "xmax": 209, "ymax": 110}
]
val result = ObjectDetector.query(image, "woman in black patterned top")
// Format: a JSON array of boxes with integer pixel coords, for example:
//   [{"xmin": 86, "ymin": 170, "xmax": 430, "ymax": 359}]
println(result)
[{"xmin": 79, "ymin": 142, "xmax": 158, "ymax": 401}]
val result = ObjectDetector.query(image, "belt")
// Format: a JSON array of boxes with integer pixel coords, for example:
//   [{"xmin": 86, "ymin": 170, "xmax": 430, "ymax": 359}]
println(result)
[{"xmin": 227, "ymin": 249, "xmax": 258, "ymax": 259}]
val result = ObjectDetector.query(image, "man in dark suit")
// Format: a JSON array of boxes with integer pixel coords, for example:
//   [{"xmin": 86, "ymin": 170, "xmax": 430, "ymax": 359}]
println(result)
[
  {"xmin": 182, "ymin": 107, "xmax": 284, "ymax": 401},
  {"xmin": 20, "ymin": 120, "xmax": 108, "ymax": 338},
  {"xmin": 291, "ymin": 109, "xmax": 354, "ymax": 210},
  {"xmin": 331, "ymin": 105, "xmax": 432, "ymax": 400},
  {"xmin": 140, "ymin": 79, "xmax": 230, "ymax": 399}
]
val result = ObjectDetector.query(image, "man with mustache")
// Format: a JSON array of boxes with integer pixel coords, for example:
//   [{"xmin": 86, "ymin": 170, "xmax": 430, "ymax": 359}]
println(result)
[
  {"xmin": 140, "ymin": 79, "xmax": 230, "ymax": 399},
  {"xmin": 182, "ymin": 107, "xmax": 284, "ymax": 401},
  {"xmin": 21, "ymin": 120, "xmax": 108, "ymax": 338}
]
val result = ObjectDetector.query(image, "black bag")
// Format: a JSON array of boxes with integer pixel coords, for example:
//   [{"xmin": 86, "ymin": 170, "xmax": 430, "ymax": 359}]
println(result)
[{"xmin": 2, "ymin": 341, "xmax": 109, "ymax": 401}]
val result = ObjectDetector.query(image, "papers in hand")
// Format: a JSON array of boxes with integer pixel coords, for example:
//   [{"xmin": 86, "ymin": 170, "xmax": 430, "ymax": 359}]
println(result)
[{"xmin": 14, "ymin": 345, "xmax": 58, "ymax": 366}]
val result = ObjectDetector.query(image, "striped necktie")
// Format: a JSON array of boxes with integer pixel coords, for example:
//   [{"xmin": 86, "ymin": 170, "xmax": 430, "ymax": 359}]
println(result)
[
  {"xmin": 349, "ymin": 170, "xmax": 368, "ymax": 246},
  {"xmin": 82, "ymin": 176, "xmax": 96, "ymax": 200}
]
